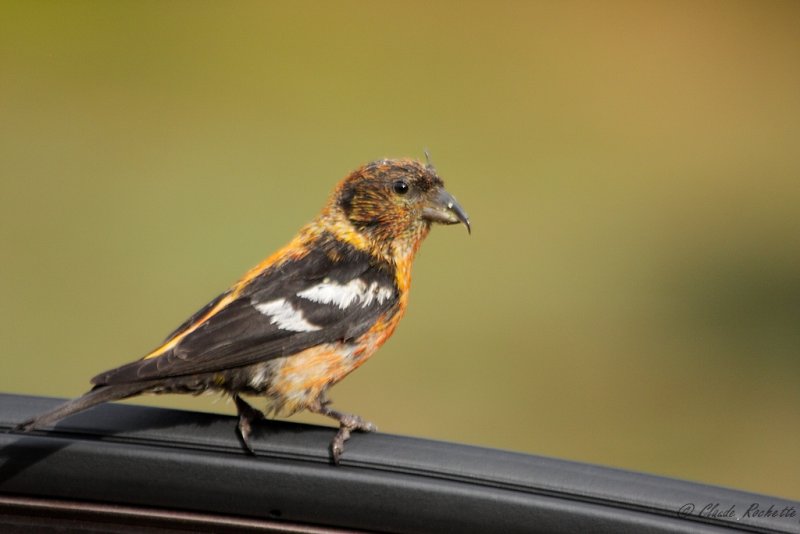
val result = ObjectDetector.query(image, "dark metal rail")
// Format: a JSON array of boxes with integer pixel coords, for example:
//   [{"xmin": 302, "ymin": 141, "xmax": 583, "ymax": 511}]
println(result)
[{"xmin": 1, "ymin": 393, "xmax": 797, "ymax": 533}]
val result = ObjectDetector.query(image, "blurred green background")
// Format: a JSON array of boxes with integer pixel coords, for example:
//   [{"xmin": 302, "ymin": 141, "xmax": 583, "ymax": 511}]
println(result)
[{"xmin": 2, "ymin": 1, "xmax": 799, "ymax": 499}]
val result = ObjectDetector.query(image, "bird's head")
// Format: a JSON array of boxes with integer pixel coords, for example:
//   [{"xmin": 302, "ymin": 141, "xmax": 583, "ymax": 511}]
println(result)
[{"xmin": 328, "ymin": 159, "xmax": 470, "ymax": 260}]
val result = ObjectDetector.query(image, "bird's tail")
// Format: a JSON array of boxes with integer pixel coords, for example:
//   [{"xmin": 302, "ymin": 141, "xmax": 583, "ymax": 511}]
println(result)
[{"xmin": 14, "ymin": 383, "xmax": 152, "ymax": 432}]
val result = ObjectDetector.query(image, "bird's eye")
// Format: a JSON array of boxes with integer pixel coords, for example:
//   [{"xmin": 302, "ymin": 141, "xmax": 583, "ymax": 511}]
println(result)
[{"xmin": 392, "ymin": 180, "xmax": 409, "ymax": 195}]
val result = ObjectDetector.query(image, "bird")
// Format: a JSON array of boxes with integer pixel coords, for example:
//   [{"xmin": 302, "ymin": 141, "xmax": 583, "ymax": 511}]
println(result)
[{"xmin": 16, "ymin": 158, "xmax": 470, "ymax": 464}]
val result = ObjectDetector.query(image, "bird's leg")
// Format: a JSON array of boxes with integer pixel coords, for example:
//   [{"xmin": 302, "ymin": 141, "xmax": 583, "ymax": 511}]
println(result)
[
  {"xmin": 233, "ymin": 394, "xmax": 264, "ymax": 455},
  {"xmin": 308, "ymin": 397, "xmax": 376, "ymax": 465}
]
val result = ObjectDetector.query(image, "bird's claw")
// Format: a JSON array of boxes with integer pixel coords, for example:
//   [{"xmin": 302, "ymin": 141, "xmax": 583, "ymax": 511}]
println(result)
[
  {"xmin": 329, "ymin": 413, "xmax": 376, "ymax": 465},
  {"xmin": 234, "ymin": 395, "xmax": 264, "ymax": 455},
  {"xmin": 308, "ymin": 398, "xmax": 376, "ymax": 464}
]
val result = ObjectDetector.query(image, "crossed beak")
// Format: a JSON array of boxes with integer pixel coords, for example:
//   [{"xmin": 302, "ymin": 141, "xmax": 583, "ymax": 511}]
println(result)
[{"xmin": 422, "ymin": 188, "xmax": 471, "ymax": 234}]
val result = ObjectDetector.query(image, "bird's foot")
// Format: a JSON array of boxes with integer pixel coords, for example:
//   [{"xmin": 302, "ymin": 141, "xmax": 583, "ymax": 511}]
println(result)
[
  {"xmin": 234, "ymin": 394, "xmax": 265, "ymax": 455},
  {"xmin": 330, "ymin": 413, "xmax": 377, "ymax": 464},
  {"xmin": 309, "ymin": 400, "xmax": 376, "ymax": 465}
]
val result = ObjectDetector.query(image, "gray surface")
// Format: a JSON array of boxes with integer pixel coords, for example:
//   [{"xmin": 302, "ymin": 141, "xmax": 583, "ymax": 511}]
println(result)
[{"xmin": 1, "ymin": 393, "xmax": 798, "ymax": 533}]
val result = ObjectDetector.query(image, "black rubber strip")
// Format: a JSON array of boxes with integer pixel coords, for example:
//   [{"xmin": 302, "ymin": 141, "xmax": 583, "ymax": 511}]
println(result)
[{"xmin": 1, "ymin": 393, "xmax": 797, "ymax": 533}]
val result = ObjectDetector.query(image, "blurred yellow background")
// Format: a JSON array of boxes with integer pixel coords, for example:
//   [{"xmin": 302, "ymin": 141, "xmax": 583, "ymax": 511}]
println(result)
[{"xmin": 2, "ymin": 2, "xmax": 798, "ymax": 499}]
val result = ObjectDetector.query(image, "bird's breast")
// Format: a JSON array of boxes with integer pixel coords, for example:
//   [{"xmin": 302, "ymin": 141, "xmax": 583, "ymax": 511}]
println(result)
[{"xmin": 253, "ymin": 332, "xmax": 386, "ymax": 416}]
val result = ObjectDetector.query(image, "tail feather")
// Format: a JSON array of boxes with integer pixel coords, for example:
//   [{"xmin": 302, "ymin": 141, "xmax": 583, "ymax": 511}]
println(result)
[{"xmin": 14, "ymin": 383, "xmax": 152, "ymax": 432}]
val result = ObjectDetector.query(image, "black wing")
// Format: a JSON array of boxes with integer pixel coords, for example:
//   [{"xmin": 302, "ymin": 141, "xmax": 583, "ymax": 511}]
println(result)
[{"xmin": 93, "ymin": 240, "xmax": 398, "ymax": 385}]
